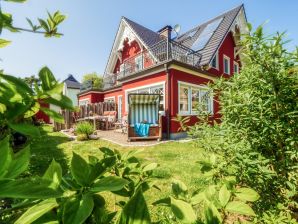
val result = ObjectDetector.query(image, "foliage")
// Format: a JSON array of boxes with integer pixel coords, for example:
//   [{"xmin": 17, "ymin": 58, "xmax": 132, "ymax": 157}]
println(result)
[
  {"xmin": 187, "ymin": 24, "xmax": 298, "ymax": 222},
  {"xmin": 22, "ymin": 75, "xmax": 40, "ymax": 89},
  {"xmin": 0, "ymin": 0, "xmax": 66, "ymax": 48},
  {"xmin": 0, "ymin": 66, "xmax": 74, "ymax": 140},
  {"xmin": 82, "ymin": 72, "xmax": 103, "ymax": 90},
  {"xmin": 75, "ymin": 121, "xmax": 94, "ymax": 139}
]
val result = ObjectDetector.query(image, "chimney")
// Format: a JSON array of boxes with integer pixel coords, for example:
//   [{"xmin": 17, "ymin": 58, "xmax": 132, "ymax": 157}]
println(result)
[{"xmin": 158, "ymin": 25, "xmax": 172, "ymax": 40}]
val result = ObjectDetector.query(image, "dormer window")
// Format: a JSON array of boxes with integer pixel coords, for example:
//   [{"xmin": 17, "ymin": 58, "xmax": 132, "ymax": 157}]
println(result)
[
  {"xmin": 223, "ymin": 55, "xmax": 230, "ymax": 75},
  {"xmin": 211, "ymin": 51, "xmax": 219, "ymax": 69},
  {"xmin": 135, "ymin": 55, "xmax": 143, "ymax": 71}
]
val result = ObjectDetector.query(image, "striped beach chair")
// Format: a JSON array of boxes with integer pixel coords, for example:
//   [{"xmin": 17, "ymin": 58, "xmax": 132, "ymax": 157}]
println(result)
[{"xmin": 127, "ymin": 94, "xmax": 162, "ymax": 141}]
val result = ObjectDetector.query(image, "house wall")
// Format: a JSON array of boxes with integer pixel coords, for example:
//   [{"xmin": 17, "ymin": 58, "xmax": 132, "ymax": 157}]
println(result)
[
  {"xmin": 169, "ymin": 68, "xmax": 219, "ymax": 134},
  {"xmin": 113, "ymin": 40, "xmax": 154, "ymax": 74},
  {"xmin": 78, "ymin": 92, "xmax": 104, "ymax": 105},
  {"xmin": 208, "ymin": 32, "xmax": 240, "ymax": 77},
  {"xmin": 63, "ymin": 84, "xmax": 80, "ymax": 107},
  {"xmin": 35, "ymin": 101, "xmax": 50, "ymax": 123}
]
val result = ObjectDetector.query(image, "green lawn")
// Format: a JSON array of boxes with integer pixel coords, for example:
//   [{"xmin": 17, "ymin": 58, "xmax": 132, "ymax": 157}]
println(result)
[{"xmin": 29, "ymin": 125, "xmax": 207, "ymax": 221}]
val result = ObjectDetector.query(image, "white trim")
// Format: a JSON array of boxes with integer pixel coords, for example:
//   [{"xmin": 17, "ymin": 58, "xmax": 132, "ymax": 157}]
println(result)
[
  {"xmin": 211, "ymin": 51, "xmax": 219, "ymax": 70},
  {"xmin": 223, "ymin": 55, "xmax": 230, "ymax": 75},
  {"xmin": 178, "ymin": 81, "xmax": 213, "ymax": 116},
  {"xmin": 104, "ymin": 96, "xmax": 116, "ymax": 102},
  {"xmin": 233, "ymin": 61, "xmax": 239, "ymax": 74},
  {"xmin": 117, "ymin": 95, "xmax": 123, "ymax": 120},
  {"xmin": 124, "ymin": 81, "xmax": 166, "ymax": 112}
]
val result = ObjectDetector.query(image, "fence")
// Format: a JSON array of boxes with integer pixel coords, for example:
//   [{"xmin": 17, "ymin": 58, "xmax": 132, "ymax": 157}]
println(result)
[{"xmin": 53, "ymin": 102, "xmax": 116, "ymax": 131}]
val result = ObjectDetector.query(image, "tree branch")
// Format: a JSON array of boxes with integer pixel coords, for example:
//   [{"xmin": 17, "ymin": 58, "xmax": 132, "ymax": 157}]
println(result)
[{"xmin": 12, "ymin": 26, "xmax": 63, "ymax": 36}]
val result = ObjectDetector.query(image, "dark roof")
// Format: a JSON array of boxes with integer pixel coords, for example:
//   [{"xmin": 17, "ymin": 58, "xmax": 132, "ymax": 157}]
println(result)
[
  {"xmin": 176, "ymin": 5, "xmax": 243, "ymax": 65},
  {"xmin": 63, "ymin": 74, "xmax": 81, "ymax": 89},
  {"xmin": 123, "ymin": 17, "xmax": 162, "ymax": 47}
]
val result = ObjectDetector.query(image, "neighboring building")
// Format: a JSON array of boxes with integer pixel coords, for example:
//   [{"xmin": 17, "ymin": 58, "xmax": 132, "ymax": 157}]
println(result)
[
  {"xmin": 36, "ymin": 74, "xmax": 81, "ymax": 123},
  {"xmin": 63, "ymin": 74, "xmax": 81, "ymax": 107},
  {"xmin": 78, "ymin": 5, "xmax": 248, "ymax": 139}
]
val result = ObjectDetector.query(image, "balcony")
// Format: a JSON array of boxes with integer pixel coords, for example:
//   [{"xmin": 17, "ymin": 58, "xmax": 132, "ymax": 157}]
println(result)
[{"xmin": 103, "ymin": 39, "xmax": 202, "ymax": 88}]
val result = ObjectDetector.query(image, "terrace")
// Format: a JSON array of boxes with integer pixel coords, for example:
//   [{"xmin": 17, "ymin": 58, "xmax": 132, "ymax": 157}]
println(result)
[{"xmin": 103, "ymin": 39, "xmax": 202, "ymax": 89}]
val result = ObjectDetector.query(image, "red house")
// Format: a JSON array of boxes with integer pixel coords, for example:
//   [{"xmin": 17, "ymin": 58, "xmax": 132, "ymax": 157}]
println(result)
[{"xmin": 78, "ymin": 5, "xmax": 248, "ymax": 139}]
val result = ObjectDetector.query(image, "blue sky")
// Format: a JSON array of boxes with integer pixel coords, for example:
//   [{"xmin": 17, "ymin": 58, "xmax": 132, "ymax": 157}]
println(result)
[{"xmin": 1, "ymin": 0, "xmax": 297, "ymax": 81}]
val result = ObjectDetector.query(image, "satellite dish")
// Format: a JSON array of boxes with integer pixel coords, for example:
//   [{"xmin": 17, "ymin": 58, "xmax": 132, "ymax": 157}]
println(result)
[{"xmin": 173, "ymin": 24, "xmax": 181, "ymax": 34}]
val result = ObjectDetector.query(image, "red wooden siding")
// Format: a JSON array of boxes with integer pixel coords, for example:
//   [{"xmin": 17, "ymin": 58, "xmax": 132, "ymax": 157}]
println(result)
[
  {"xmin": 35, "ymin": 101, "xmax": 50, "ymax": 123},
  {"xmin": 208, "ymin": 32, "xmax": 240, "ymax": 77}
]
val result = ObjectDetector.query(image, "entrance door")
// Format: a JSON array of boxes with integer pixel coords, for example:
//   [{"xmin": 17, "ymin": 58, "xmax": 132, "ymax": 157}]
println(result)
[{"xmin": 118, "ymin": 96, "xmax": 122, "ymax": 120}]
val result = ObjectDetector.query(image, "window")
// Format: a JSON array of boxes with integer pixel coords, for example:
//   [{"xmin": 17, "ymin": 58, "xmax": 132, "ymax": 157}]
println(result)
[
  {"xmin": 179, "ymin": 82, "xmax": 213, "ymax": 115},
  {"xmin": 234, "ymin": 62, "xmax": 239, "ymax": 74},
  {"xmin": 179, "ymin": 85, "xmax": 189, "ymax": 113},
  {"xmin": 104, "ymin": 97, "xmax": 115, "ymax": 103},
  {"xmin": 223, "ymin": 55, "xmax": 230, "ymax": 75},
  {"xmin": 79, "ymin": 99, "xmax": 89, "ymax": 106},
  {"xmin": 211, "ymin": 52, "xmax": 218, "ymax": 69},
  {"xmin": 191, "ymin": 17, "xmax": 223, "ymax": 51},
  {"xmin": 135, "ymin": 55, "xmax": 143, "ymax": 71},
  {"xmin": 126, "ymin": 84, "xmax": 165, "ymax": 112}
]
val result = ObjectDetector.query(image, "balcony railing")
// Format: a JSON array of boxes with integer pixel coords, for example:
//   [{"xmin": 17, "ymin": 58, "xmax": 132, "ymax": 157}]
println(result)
[{"xmin": 103, "ymin": 39, "xmax": 202, "ymax": 88}]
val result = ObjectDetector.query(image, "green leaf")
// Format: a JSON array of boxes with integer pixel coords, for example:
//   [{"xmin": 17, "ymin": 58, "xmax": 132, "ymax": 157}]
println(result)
[
  {"xmin": 0, "ymin": 178, "xmax": 63, "ymax": 199},
  {"xmin": 5, "ymin": 145, "xmax": 30, "ymax": 178},
  {"xmin": 70, "ymin": 152, "xmax": 90, "ymax": 187},
  {"xmin": 45, "ymin": 94, "xmax": 74, "ymax": 110},
  {"xmin": 63, "ymin": 194, "xmax": 94, "ymax": 224},
  {"xmin": 190, "ymin": 192, "xmax": 205, "ymax": 205},
  {"xmin": 0, "ymin": 38, "xmax": 11, "ymax": 47},
  {"xmin": 24, "ymin": 101, "xmax": 40, "ymax": 118},
  {"xmin": 0, "ymin": 136, "xmax": 12, "ymax": 178},
  {"xmin": 4, "ymin": 0, "xmax": 27, "ymax": 3},
  {"xmin": 117, "ymin": 188, "xmax": 151, "ymax": 224},
  {"xmin": 170, "ymin": 197, "xmax": 197, "ymax": 223},
  {"xmin": 41, "ymin": 108, "xmax": 64, "ymax": 123},
  {"xmin": 235, "ymin": 188, "xmax": 260, "ymax": 202},
  {"xmin": 142, "ymin": 162, "xmax": 158, "ymax": 172},
  {"xmin": 219, "ymin": 184, "xmax": 230, "ymax": 207},
  {"xmin": 8, "ymin": 122, "xmax": 40, "ymax": 137},
  {"xmin": 225, "ymin": 201, "xmax": 256, "ymax": 216},
  {"xmin": 0, "ymin": 73, "xmax": 33, "ymax": 94},
  {"xmin": 90, "ymin": 176, "xmax": 129, "ymax": 193},
  {"xmin": 43, "ymin": 159, "xmax": 62, "ymax": 189},
  {"xmin": 172, "ymin": 179, "xmax": 188, "ymax": 198},
  {"xmin": 38, "ymin": 18, "xmax": 50, "ymax": 33},
  {"xmin": 15, "ymin": 199, "xmax": 58, "ymax": 224},
  {"xmin": 204, "ymin": 206, "xmax": 221, "ymax": 224},
  {"xmin": 38, "ymin": 66, "xmax": 57, "ymax": 91}
]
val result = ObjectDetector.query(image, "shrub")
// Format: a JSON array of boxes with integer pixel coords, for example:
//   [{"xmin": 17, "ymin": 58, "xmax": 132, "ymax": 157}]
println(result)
[
  {"xmin": 76, "ymin": 134, "xmax": 88, "ymax": 141},
  {"xmin": 75, "ymin": 121, "xmax": 94, "ymax": 139}
]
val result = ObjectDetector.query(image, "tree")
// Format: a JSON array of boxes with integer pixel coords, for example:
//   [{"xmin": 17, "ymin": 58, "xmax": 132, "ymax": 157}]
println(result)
[
  {"xmin": 22, "ymin": 75, "xmax": 39, "ymax": 89},
  {"xmin": 82, "ymin": 72, "xmax": 103, "ymax": 89},
  {"xmin": 0, "ymin": 0, "xmax": 65, "ymax": 48}
]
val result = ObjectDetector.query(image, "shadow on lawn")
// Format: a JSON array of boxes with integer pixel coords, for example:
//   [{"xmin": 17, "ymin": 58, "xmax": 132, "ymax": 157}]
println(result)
[{"xmin": 29, "ymin": 125, "xmax": 70, "ymax": 176}]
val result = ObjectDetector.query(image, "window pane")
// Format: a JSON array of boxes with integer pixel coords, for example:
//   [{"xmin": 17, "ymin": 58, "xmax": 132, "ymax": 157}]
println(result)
[
  {"xmin": 138, "ymin": 88, "xmax": 149, "ymax": 94},
  {"xmin": 135, "ymin": 56, "xmax": 143, "ymax": 71},
  {"xmin": 191, "ymin": 89, "xmax": 200, "ymax": 112},
  {"xmin": 179, "ymin": 85, "xmax": 189, "ymax": 112},
  {"xmin": 211, "ymin": 55, "xmax": 217, "ymax": 68},
  {"xmin": 224, "ymin": 58, "xmax": 229, "ymax": 74},
  {"xmin": 200, "ymin": 90, "xmax": 210, "ymax": 112},
  {"xmin": 234, "ymin": 63, "xmax": 238, "ymax": 73}
]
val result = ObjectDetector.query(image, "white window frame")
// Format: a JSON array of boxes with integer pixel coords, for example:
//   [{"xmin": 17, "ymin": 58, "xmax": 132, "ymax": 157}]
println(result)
[
  {"xmin": 124, "ymin": 81, "xmax": 166, "ymax": 114},
  {"xmin": 178, "ymin": 81, "xmax": 213, "ymax": 115},
  {"xmin": 223, "ymin": 55, "xmax": 230, "ymax": 75},
  {"xmin": 135, "ymin": 54, "xmax": 143, "ymax": 71},
  {"xmin": 211, "ymin": 51, "xmax": 219, "ymax": 70},
  {"xmin": 104, "ymin": 96, "xmax": 116, "ymax": 102},
  {"xmin": 78, "ymin": 99, "xmax": 90, "ymax": 106},
  {"xmin": 234, "ymin": 61, "xmax": 239, "ymax": 74},
  {"xmin": 117, "ymin": 95, "xmax": 123, "ymax": 120}
]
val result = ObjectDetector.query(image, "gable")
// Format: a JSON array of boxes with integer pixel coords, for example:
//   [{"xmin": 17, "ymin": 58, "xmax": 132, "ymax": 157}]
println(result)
[{"xmin": 104, "ymin": 17, "xmax": 161, "ymax": 75}]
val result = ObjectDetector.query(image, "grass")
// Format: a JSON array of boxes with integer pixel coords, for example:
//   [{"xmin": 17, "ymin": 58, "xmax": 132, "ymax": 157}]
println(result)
[{"xmin": 29, "ymin": 125, "xmax": 208, "ymax": 221}]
